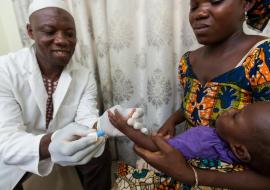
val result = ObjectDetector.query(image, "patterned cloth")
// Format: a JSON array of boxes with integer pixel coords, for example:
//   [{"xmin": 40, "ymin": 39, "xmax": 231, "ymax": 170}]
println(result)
[
  {"xmin": 247, "ymin": 0, "xmax": 270, "ymax": 31},
  {"xmin": 115, "ymin": 161, "xmax": 245, "ymax": 190},
  {"xmin": 179, "ymin": 39, "xmax": 270, "ymax": 127},
  {"xmin": 42, "ymin": 76, "xmax": 58, "ymax": 128}
]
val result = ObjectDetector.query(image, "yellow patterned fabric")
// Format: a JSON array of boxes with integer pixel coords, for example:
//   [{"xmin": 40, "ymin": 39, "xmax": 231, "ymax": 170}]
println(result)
[{"xmin": 115, "ymin": 161, "xmax": 245, "ymax": 190}]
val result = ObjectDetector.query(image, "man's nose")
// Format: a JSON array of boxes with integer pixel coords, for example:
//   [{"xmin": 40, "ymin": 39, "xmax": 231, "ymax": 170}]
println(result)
[{"xmin": 54, "ymin": 32, "xmax": 69, "ymax": 46}]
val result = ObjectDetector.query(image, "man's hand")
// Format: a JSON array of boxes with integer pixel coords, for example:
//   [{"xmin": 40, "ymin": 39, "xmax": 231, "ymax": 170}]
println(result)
[{"xmin": 48, "ymin": 123, "xmax": 105, "ymax": 166}]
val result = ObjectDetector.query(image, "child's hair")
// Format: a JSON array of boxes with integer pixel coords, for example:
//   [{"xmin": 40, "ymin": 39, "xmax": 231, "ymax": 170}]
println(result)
[{"xmin": 242, "ymin": 102, "xmax": 270, "ymax": 175}]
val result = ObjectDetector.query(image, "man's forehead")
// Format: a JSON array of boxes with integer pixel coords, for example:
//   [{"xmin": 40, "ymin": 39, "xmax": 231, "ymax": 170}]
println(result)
[
  {"xmin": 31, "ymin": 7, "xmax": 72, "ymax": 20},
  {"xmin": 29, "ymin": 8, "xmax": 75, "ymax": 29},
  {"xmin": 28, "ymin": 0, "xmax": 73, "ymax": 20}
]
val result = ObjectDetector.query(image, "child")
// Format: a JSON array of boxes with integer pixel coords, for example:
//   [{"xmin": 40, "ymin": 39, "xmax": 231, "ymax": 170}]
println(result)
[{"xmin": 108, "ymin": 101, "xmax": 270, "ymax": 176}]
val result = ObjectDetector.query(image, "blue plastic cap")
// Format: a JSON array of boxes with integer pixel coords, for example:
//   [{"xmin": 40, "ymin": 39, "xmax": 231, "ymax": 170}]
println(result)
[{"xmin": 96, "ymin": 129, "xmax": 105, "ymax": 137}]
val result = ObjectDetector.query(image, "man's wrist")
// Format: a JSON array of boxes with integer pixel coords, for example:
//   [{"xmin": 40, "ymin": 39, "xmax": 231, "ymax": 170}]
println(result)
[{"xmin": 39, "ymin": 133, "xmax": 53, "ymax": 160}]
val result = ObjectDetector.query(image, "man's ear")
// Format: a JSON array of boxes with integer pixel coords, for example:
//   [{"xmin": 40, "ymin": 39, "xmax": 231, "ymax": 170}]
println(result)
[
  {"xmin": 26, "ymin": 24, "xmax": 34, "ymax": 40},
  {"xmin": 230, "ymin": 143, "xmax": 251, "ymax": 163},
  {"xmin": 244, "ymin": 0, "xmax": 256, "ymax": 12}
]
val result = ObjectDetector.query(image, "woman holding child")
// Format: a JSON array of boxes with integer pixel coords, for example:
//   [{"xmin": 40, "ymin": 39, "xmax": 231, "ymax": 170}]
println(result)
[{"xmin": 114, "ymin": 0, "xmax": 270, "ymax": 189}]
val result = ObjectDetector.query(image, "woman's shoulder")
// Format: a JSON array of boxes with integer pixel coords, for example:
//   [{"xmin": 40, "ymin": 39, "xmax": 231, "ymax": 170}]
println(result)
[
  {"xmin": 247, "ymin": 35, "xmax": 270, "ymax": 49},
  {"xmin": 243, "ymin": 36, "xmax": 270, "ymax": 61},
  {"xmin": 181, "ymin": 47, "xmax": 204, "ymax": 66},
  {"xmin": 243, "ymin": 36, "xmax": 270, "ymax": 87}
]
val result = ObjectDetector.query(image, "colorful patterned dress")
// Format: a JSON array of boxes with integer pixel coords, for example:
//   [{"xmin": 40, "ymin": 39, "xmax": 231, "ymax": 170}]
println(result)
[
  {"xmin": 180, "ymin": 39, "xmax": 270, "ymax": 128},
  {"xmin": 115, "ymin": 39, "xmax": 270, "ymax": 190}
]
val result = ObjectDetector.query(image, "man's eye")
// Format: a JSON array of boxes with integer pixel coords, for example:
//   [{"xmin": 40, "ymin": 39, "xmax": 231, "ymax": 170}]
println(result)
[
  {"xmin": 65, "ymin": 31, "xmax": 75, "ymax": 38},
  {"xmin": 190, "ymin": 6, "xmax": 198, "ymax": 11},
  {"xmin": 43, "ymin": 30, "xmax": 55, "ymax": 35}
]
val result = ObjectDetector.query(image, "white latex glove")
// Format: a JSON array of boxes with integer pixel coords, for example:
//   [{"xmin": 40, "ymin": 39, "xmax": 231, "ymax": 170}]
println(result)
[
  {"xmin": 127, "ymin": 108, "xmax": 148, "ymax": 134},
  {"xmin": 97, "ymin": 105, "xmax": 146, "ymax": 137},
  {"xmin": 49, "ymin": 122, "xmax": 105, "ymax": 166}
]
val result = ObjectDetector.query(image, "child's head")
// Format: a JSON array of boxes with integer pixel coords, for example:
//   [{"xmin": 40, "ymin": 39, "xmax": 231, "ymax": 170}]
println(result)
[
  {"xmin": 188, "ymin": 0, "xmax": 258, "ymax": 45},
  {"xmin": 216, "ymin": 102, "xmax": 270, "ymax": 175}
]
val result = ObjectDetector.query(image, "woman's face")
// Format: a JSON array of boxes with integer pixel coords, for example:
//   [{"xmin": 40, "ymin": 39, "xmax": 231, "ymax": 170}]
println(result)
[{"xmin": 189, "ymin": 0, "xmax": 245, "ymax": 45}]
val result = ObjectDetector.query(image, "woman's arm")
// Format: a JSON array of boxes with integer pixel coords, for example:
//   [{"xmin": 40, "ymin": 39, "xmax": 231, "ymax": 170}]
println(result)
[
  {"xmin": 108, "ymin": 109, "xmax": 159, "ymax": 151},
  {"xmin": 134, "ymin": 135, "xmax": 270, "ymax": 190}
]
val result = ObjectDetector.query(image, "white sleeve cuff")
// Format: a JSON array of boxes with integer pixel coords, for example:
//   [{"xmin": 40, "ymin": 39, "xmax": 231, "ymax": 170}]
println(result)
[
  {"xmin": 2, "ymin": 133, "xmax": 53, "ymax": 176},
  {"xmin": 37, "ymin": 158, "xmax": 54, "ymax": 176}
]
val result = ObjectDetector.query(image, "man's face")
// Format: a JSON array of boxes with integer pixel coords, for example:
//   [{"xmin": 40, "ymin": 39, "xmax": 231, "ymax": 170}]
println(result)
[
  {"xmin": 27, "ymin": 7, "xmax": 76, "ymax": 68},
  {"xmin": 189, "ymin": 0, "xmax": 245, "ymax": 45}
]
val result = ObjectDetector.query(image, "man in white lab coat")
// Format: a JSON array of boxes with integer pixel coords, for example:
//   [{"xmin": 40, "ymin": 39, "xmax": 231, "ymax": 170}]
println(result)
[{"xmin": 0, "ymin": 0, "xmax": 129, "ymax": 190}]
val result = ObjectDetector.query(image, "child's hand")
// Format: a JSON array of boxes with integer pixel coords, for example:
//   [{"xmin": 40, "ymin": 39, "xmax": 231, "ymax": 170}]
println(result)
[
  {"xmin": 108, "ymin": 107, "xmax": 148, "ymax": 134},
  {"xmin": 97, "ymin": 105, "xmax": 136, "ymax": 137},
  {"xmin": 108, "ymin": 108, "xmax": 134, "ymax": 131}
]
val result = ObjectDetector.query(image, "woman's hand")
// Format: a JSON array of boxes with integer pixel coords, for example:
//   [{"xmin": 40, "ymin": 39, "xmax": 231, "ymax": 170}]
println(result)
[
  {"xmin": 157, "ymin": 119, "xmax": 176, "ymax": 138},
  {"xmin": 157, "ymin": 109, "xmax": 185, "ymax": 137},
  {"xmin": 133, "ymin": 135, "xmax": 194, "ymax": 184}
]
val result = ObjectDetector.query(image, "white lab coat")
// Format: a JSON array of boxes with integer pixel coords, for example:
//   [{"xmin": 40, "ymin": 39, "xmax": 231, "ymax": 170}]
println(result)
[{"xmin": 0, "ymin": 46, "xmax": 100, "ymax": 190}]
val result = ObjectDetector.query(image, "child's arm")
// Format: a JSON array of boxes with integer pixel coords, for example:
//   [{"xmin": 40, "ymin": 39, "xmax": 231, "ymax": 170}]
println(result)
[{"xmin": 108, "ymin": 109, "xmax": 159, "ymax": 152}]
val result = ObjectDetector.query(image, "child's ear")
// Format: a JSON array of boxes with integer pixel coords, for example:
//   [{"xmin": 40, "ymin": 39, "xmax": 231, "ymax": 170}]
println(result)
[{"xmin": 230, "ymin": 143, "xmax": 251, "ymax": 163}]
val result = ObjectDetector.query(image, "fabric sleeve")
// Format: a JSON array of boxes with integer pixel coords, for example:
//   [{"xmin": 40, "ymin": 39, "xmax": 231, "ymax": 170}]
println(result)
[
  {"xmin": 0, "ymin": 68, "xmax": 53, "ymax": 176},
  {"xmin": 178, "ymin": 52, "xmax": 189, "ymax": 111},
  {"xmin": 245, "ymin": 40, "xmax": 270, "ymax": 101},
  {"xmin": 75, "ymin": 72, "xmax": 99, "ymax": 128}
]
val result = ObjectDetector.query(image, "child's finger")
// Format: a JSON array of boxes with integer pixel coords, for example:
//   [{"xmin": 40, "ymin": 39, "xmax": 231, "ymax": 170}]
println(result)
[
  {"xmin": 108, "ymin": 112, "xmax": 116, "ymax": 124},
  {"xmin": 151, "ymin": 135, "xmax": 174, "ymax": 154},
  {"xmin": 156, "ymin": 133, "xmax": 170, "ymax": 140},
  {"xmin": 114, "ymin": 109, "xmax": 128, "ymax": 121},
  {"xmin": 128, "ymin": 108, "xmax": 136, "ymax": 118},
  {"xmin": 132, "ymin": 108, "xmax": 144, "ymax": 119},
  {"xmin": 108, "ymin": 111, "xmax": 120, "ymax": 126},
  {"xmin": 108, "ymin": 110, "xmax": 116, "ymax": 121}
]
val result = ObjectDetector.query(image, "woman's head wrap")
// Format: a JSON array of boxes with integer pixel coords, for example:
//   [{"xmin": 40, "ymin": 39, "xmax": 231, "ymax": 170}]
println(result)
[
  {"xmin": 246, "ymin": 0, "xmax": 270, "ymax": 31},
  {"xmin": 28, "ymin": 0, "xmax": 72, "ymax": 19}
]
